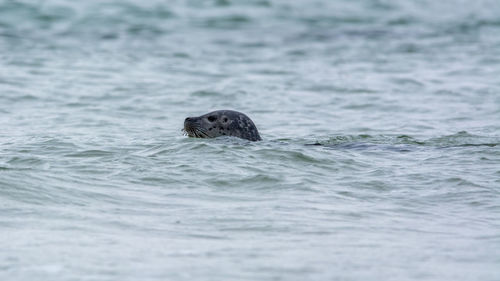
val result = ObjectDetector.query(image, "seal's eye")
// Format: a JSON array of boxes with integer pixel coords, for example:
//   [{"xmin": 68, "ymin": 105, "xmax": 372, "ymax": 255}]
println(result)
[{"xmin": 207, "ymin": 116, "xmax": 217, "ymax": 122}]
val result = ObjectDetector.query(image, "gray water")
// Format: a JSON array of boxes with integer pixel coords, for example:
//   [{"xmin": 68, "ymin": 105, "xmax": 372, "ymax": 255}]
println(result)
[{"xmin": 1, "ymin": 0, "xmax": 500, "ymax": 280}]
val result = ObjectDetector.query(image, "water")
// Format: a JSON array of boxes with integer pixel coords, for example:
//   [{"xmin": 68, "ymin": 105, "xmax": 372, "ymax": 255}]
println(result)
[{"xmin": 1, "ymin": 0, "xmax": 499, "ymax": 280}]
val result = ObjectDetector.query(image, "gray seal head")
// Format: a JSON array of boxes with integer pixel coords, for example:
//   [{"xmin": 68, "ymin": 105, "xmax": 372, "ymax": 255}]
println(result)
[{"xmin": 184, "ymin": 110, "xmax": 261, "ymax": 141}]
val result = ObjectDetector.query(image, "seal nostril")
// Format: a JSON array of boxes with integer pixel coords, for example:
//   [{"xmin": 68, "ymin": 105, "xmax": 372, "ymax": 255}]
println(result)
[{"xmin": 185, "ymin": 117, "xmax": 192, "ymax": 122}]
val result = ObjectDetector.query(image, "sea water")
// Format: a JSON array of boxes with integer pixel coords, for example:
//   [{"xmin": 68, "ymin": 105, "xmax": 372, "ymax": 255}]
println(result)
[{"xmin": 1, "ymin": 0, "xmax": 499, "ymax": 280}]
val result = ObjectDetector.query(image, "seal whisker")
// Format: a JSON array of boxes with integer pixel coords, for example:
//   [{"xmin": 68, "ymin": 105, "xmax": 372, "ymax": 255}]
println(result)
[
  {"xmin": 197, "ymin": 128, "xmax": 209, "ymax": 138},
  {"xmin": 196, "ymin": 128, "xmax": 205, "ymax": 138}
]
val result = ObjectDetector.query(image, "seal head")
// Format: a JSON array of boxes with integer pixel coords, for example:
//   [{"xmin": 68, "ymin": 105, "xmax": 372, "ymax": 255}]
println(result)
[{"xmin": 184, "ymin": 110, "xmax": 261, "ymax": 141}]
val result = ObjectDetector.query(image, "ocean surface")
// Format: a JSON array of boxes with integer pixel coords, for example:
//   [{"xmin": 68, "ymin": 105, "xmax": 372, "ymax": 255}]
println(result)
[{"xmin": 1, "ymin": 0, "xmax": 499, "ymax": 280}]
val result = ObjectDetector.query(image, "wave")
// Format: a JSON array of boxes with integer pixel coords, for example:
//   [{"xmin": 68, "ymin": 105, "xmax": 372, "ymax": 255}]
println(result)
[
  {"xmin": 307, "ymin": 131, "xmax": 500, "ymax": 149},
  {"xmin": 1, "ymin": 0, "xmax": 499, "ymax": 39}
]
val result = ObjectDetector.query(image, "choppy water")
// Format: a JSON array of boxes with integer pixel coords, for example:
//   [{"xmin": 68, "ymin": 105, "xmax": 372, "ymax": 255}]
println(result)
[{"xmin": 1, "ymin": 0, "xmax": 500, "ymax": 280}]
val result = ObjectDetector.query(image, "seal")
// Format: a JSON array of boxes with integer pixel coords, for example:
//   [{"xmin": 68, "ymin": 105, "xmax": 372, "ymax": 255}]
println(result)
[{"xmin": 184, "ymin": 110, "xmax": 261, "ymax": 141}]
